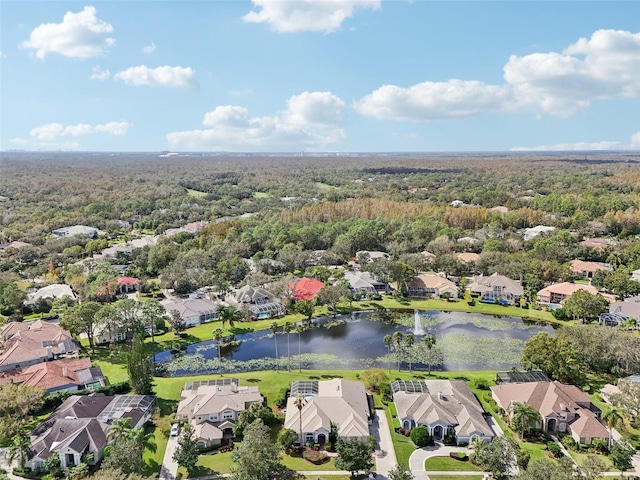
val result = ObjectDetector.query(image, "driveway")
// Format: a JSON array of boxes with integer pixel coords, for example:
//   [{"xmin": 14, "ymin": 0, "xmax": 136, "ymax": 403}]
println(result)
[
  {"xmin": 371, "ymin": 409, "xmax": 397, "ymax": 479},
  {"xmin": 409, "ymin": 444, "xmax": 489, "ymax": 480},
  {"xmin": 159, "ymin": 433, "xmax": 180, "ymax": 480}
]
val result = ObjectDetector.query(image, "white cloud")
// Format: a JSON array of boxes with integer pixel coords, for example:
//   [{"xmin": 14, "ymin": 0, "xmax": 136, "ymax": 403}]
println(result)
[
  {"xmin": 90, "ymin": 65, "xmax": 111, "ymax": 80},
  {"xmin": 0, "ymin": 51, "xmax": 6, "ymax": 59},
  {"xmin": 243, "ymin": 0, "xmax": 380, "ymax": 33},
  {"xmin": 355, "ymin": 80, "xmax": 510, "ymax": 120},
  {"xmin": 113, "ymin": 65, "xmax": 197, "ymax": 88},
  {"xmin": 357, "ymin": 28, "xmax": 640, "ymax": 120},
  {"xmin": 20, "ymin": 6, "xmax": 114, "ymax": 59},
  {"xmin": 629, "ymin": 131, "xmax": 640, "ymax": 149},
  {"xmin": 142, "ymin": 41, "xmax": 156, "ymax": 54},
  {"xmin": 512, "ymin": 131, "xmax": 640, "ymax": 151},
  {"xmin": 29, "ymin": 121, "xmax": 132, "ymax": 140},
  {"xmin": 167, "ymin": 91, "xmax": 345, "ymax": 151}
]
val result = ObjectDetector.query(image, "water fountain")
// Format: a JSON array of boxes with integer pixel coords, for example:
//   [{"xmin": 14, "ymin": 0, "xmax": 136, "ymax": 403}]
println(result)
[{"xmin": 413, "ymin": 309, "xmax": 426, "ymax": 335}]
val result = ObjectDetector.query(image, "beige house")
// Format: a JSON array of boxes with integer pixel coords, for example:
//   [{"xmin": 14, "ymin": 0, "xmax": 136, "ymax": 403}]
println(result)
[
  {"xmin": 0, "ymin": 320, "xmax": 79, "ymax": 372},
  {"xmin": 176, "ymin": 379, "xmax": 263, "ymax": 448},
  {"xmin": 456, "ymin": 252, "xmax": 480, "ymax": 264},
  {"xmin": 467, "ymin": 273, "xmax": 523, "ymax": 304},
  {"xmin": 536, "ymin": 282, "xmax": 599, "ymax": 307},
  {"xmin": 570, "ymin": 259, "xmax": 612, "ymax": 279},
  {"xmin": 392, "ymin": 380, "xmax": 494, "ymax": 444},
  {"xmin": 283, "ymin": 379, "xmax": 372, "ymax": 446},
  {"xmin": 407, "ymin": 274, "xmax": 458, "ymax": 299},
  {"xmin": 491, "ymin": 381, "xmax": 609, "ymax": 445}
]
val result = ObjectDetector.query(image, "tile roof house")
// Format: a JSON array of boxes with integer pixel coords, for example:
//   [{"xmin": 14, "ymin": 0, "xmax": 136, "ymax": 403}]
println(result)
[
  {"xmin": 28, "ymin": 394, "xmax": 155, "ymax": 471},
  {"xmin": 0, "ymin": 357, "xmax": 105, "ymax": 394},
  {"xmin": 343, "ymin": 271, "xmax": 387, "ymax": 295},
  {"xmin": 292, "ymin": 277, "xmax": 325, "ymax": 301},
  {"xmin": 176, "ymin": 379, "xmax": 263, "ymax": 448},
  {"xmin": 456, "ymin": 252, "xmax": 480, "ymax": 264},
  {"xmin": 283, "ymin": 379, "xmax": 372, "ymax": 446},
  {"xmin": 392, "ymin": 380, "xmax": 495, "ymax": 444},
  {"xmin": 536, "ymin": 282, "xmax": 599, "ymax": 308},
  {"xmin": 570, "ymin": 259, "xmax": 613, "ymax": 279},
  {"xmin": 161, "ymin": 297, "xmax": 223, "ymax": 328},
  {"xmin": 0, "ymin": 320, "xmax": 79, "ymax": 372},
  {"xmin": 578, "ymin": 238, "xmax": 614, "ymax": 252},
  {"xmin": 226, "ymin": 285, "xmax": 285, "ymax": 319},
  {"xmin": 491, "ymin": 381, "xmax": 609, "ymax": 445},
  {"xmin": 406, "ymin": 274, "xmax": 458, "ymax": 299},
  {"xmin": 467, "ymin": 273, "xmax": 523, "ymax": 304},
  {"xmin": 116, "ymin": 276, "xmax": 138, "ymax": 294}
]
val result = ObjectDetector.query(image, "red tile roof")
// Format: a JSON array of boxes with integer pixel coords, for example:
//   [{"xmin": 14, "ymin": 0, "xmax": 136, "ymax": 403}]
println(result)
[{"xmin": 292, "ymin": 277, "xmax": 324, "ymax": 301}]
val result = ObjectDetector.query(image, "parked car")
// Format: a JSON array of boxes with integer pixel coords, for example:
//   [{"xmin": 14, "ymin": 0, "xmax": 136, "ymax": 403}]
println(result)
[{"xmin": 170, "ymin": 423, "xmax": 181, "ymax": 437}]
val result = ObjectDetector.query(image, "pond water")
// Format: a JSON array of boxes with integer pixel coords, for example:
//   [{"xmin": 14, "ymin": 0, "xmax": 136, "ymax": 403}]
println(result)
[{"xmin": 152, "ymin": 310, "xmax": 555, "ymax": 376}]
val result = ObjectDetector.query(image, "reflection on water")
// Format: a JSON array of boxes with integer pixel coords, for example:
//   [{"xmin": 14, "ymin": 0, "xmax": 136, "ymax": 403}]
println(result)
[{"xmin": 152, "ymin": 310, "xmax": 554, "ymax": 375}]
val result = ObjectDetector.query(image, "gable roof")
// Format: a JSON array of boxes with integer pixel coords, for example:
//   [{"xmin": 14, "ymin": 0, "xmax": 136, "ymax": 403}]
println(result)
[
  {"xmin": 491, "ymin": 381, "xmax": 592, "ymax": 418},
  {"xmin": 407, "ymin": 274, "xmax": 457, "ymax": 292},
  {"xmin": 31, "ymin": 418, "xmax": 107, "ymax": 461},
  {"xmin": 176, "ymin": 383, "xmax": 263, "ymax": 418},
  {"xmin": 284, "ymin": 379, "xmax": 370, "ymax": 440},
  {"xmin": 570, "ymin": 259, "xmax": 613, "ymax": 274},
  {"xmin": 228, "ymin": 285, "xmax": 277, "ymax": 305},
  {"xmin": 393, "ymin": 380, "xmax": 493, "ymax": 438},
  {"xmin": 456, "ymin": 252, "xmax": 480, "ymax": 263},
  {"xmin": 468, "ymin": 273, "xmax": 523, "ymax": 297},
  {"xmin": 161, "ymin": 297, "xmax": 222, "ymax": 319},
  {"xmin": 27, "ymin": 284, "xmax": 76, "ymax": 303},
  {"xmin": 0, "ymin": 357, "xmax": 104, "ymax": 392},
  {"xmin": 537, "ymin": 282, "xmax": 598, "ymax": 298}
]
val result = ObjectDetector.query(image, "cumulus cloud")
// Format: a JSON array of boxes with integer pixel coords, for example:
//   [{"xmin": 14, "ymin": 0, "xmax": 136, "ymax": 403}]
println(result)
[
  {"xmin": 357, "ymin": 28, "xmax": 640, "ymax": 120},
  {"xmin": 142, "ymin": 41, "xmax": 156, "ymax": 54},
  {"xmin": 512, "ymin": 131, "xmax": 640, "ymax": 151},
  {"xmin": 167, "ymin": 91, "xmax": 345, "ymax": 151},
  {"xmin": 355, "ymin": 80, "xmax": 510, "ymax": 120},
  {"xmin": 20, "ymin": 6, "xmax": 114, "ymax": 59},
  {"xmin": 90, "ymin": 65, "xmax": 111, "ymax": 80},
  {"xmin": 0, "ymin": 51, "xmax": 6, "ymax": 59},
  {"xmin": 113, "ymin": 65, "xmax": 197, "ymax": 88},
  {"xmin": 243, "ymin": 0, "xmax": 380, "ymax": 33},
  {"xmin": 29, "ymin": 121, "xmax": 132, "ymax": 141}
]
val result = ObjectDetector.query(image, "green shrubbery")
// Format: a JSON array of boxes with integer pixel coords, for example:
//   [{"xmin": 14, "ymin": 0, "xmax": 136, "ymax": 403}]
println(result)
[{"xmin": 410, "ymin": 426, "xmax": 434, "ymax": 447}]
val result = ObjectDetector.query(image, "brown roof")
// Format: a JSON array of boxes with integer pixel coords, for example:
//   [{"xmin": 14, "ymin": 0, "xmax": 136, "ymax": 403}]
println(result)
[
  {"xmin": 491, "ymin": 381, "xmax": 591, "ymax": 417},
  {"xmin": 0, "ymin": 358, "xmax": 103, "ymax": 392},
  {"xmin": 0, "ymin": 320, "xmax": 77, "ymax": 369},
  {"xmin": 537, "ymin": 282, "xmax": 598, "ymax": 298},
  {"xmin": 457, "ymin": 252, "xmax": 480, "ymax": 263},
  {"xmin": 570, "ymin": 259, "xmax": 612, "ymax": 274},
  {"xmin": 568, "ymin": 409, "xmax": 609, "ymax": 440}
]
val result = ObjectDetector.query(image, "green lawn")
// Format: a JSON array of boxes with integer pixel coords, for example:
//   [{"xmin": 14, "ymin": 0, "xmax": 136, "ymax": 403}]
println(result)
[
  {"xmin": 425, "ymin": 457, "xmax": 481, "ymax": 471},
  {"xmin": 186, "ymin": 188, "xmax": 207, "ymax": 197},
  {"xmin": 253, "ymin": 191, "xmax": 271, "ymax": 198}
]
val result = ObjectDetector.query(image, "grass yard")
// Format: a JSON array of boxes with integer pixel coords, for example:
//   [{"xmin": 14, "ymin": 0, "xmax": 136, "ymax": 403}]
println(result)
[
  {"xmin": 425, "ymin": 457, "xmax": 481, "ymax": 471},
  {"xmin": 253, "ymin": 191, "xmax": 271, "ymax": 198},
  {"xmin": 186, "ymin": 188, "xmax": 208, "ymax": 197}
]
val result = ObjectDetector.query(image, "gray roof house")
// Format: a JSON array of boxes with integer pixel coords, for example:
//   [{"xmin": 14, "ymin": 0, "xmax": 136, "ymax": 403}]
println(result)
[
  {"xmin": 283, "ymin": 379, "xmax": 372, "ymax": 446},
  {"xmin": 467, "ymin": 273, "xmax": 524, "ymax": 304},
  {"xmin": 28, "ymin": 394, "xmax": 155, "ymax": 471},
  {"xmin": 176, "ymin": 379, "xmax": 263, "ymax": 448},
  {"xmin": 600, "ymin": 295, "xmax": 640, "ymax": 327},
  {"xmin": 51, "ymin": 225, "xmax": 104, "ymax": 239},
  {"xmin": 343, "ymin": 271, "xmax": 387, "ymax": 294},
  {"xmin": 226, "ymin": 285, "xmax": 285, "ymax": 319},
  {"xmin": 161, "ymin": 297, "xmax": 224, "ymax": 328},
  {"xmin": 392, "ymin": 380, "xmax": 495, "ymax": 444}
]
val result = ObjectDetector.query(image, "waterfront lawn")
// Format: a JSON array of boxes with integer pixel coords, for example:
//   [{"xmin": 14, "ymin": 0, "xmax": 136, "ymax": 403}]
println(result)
[{"xmin": 425, "ymin": 457, "xmax": 481, "ymax": 471}]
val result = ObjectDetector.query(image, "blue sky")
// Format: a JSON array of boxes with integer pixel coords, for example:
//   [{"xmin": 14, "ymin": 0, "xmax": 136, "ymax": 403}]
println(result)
[{"xmin": 1, "ymin": 0, "xmax": 639, "ymax": 152}]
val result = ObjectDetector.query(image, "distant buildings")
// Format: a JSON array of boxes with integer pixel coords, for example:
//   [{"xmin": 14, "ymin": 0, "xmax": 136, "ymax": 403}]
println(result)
[
  {"xmin": 467, "ymin": 273, "xmax": 523, "ymax": 304},
  {"xmin": 225, "ymin": 285, "xmax": 285, "ymax": 319},
  {"xmin": 406, "ymin": 274, "xmax": 458, "ymax": 299},
  {"xmin": 161, "ymin": 297, "xmax": 223, "ymax": 328},
  {"xmin": 522, "ymin": 225, "xmax": 555, "ymax": 242},
  {"xmin": 51, "ymin": 225, "xmax": 104, "ymax": 239},
  {"xmin": 26, "ymin": 284, "xmax": 76, "ymax": 306},
  {"xmin": 536, "ymin": 282, "xmax": 599, "ymax": 308},
  {"xmin": 570, "ymin": 259, "xmax": 612, "ymax": 279}
]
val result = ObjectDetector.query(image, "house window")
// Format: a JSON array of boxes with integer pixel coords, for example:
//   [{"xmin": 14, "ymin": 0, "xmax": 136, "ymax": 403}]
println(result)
[{"xmin": 223, "ymin": 410, "xmax": 234, "ymax": 420}]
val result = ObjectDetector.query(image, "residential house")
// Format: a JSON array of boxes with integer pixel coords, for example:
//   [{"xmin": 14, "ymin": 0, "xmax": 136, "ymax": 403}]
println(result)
[
  {"xmin": 467, "ymin": 273, "xmax": 523, "ymax": 304},
  {"xmin": 0, "ymin": 241, "xmax": 32, "ymax": 250},
  {"xmin": 522, "ymin": 225, "xmax": 555, "ymax": 242},
  {"xmin": 176, "ymin": 378, "xmax": 264, "ymax": 448},
  {"xmin": 601, "ymin": 295, "xmax": 640, "ymax": 327},
  {"xmin": 51, "ymin": 225, "xmax": 103, "ymax": 239},
  {"xmin": 0, "ymin": 320, "xmax": 79, "ymax": 372},
  {"xmin": 292, "ymin": 277, "xmax": 324, "ymax": 301},
  {"xmin": 28, "ymin": 394, "xmax": 155, "ymax": 471},
  {"xmin": 456, "ymin": 252, "xmax": 480, "ymax": 264},
  {"xmin": 491, "ymin": 381, "xmax": 609, "ymax": 445},
  {"xmin": 116, "ymin": 276, "xmax": 138, "ymax": 294},
  {"xmin": 578, "ymin": 238, "xmax": 614, "ymax": 252},
  {"xmin": 226, "ymin": 285, "xmax": 285, "ymax": 319},
  {"xmin": 343, "ymin": 271, "xmax": 387, "ymax": 296},
  {"xmin": 161, "ymin": 297, "xmax": 223, "ymax": 328},
  {"xmin": 536, "ymin": 282, "xmax": 599, "ymax": 308},
  {"xmin": 420, "ymin": 251, "xmax": 436, "ymax": 264},
  {"xmin": 406, "ymin": 274, "xmax": 458, "ymax": 299},
  {"xmin": 392, "ymin": 380, "xmax": 495, "ymax": 444},
  {"xmin": 355, "ymin": 251, "xmax": 389, "ymax": 263},
  {"xmin": 570, "ymin": 259, "xmax": 613, "ymax": 279},
  {"xmin": 0, "ymin": 357, "xmax": 105, "ymax": 395},
  {"xmin": 283, "ymin": 379, "xmax": 372, "ymax": 446},
  {"xmin": 25, "ymin": 284, "xmax": 76, "ymax": 306}
]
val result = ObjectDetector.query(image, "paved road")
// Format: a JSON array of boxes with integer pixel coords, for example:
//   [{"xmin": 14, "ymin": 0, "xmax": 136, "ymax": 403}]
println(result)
[
  {"xmin": 408, "ymin": 444, "xmax": 490, "ymax": 480},
  {"xmin": 371, "ymin": 408, "xmax": 398, "ymax": 479},
  {"xmin": 159, "ymin": 433, "xmax": 180, "ymax": 480}
]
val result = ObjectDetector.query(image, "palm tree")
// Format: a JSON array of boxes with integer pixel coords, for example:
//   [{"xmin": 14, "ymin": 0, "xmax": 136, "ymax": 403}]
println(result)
[
  {"xmin": 270, "ymin": 321, "xmax": 279, "ymax": 372},
  {"xmin": 393, "ymin": 331, "xmax": 403, "ymax": 371},
  {"xmin": 124, "ymin": 427, "xmax": 157, "ymax": 454},
  {"xmin": 405, "ymin": 333, "xmax": 415, "ymax": 372},
  {"xmin": 296, "ymin": 323, "xmax": 305, "ymax": 372},
  {"xmin": 107, "ymin": 417, "xmax": 132, "ymax": 442},
  {"xmin": 293, "ymin": 393, "xmax": 306, "ymax": 446},
  {"xmin": 602, "ymin": 407, "xmax": 624, "ymax": 448},
  {"xmin": 383, "ymin": 335, "xmax": 392, "ymax": 373},
  {"xmin": 8, "ymin": 434, "xmax": 31, "ymax": 470},
  {"xmin": 213, "ymin": 328, "xmax": 224, "ymax": 376},
  {"xmin": 216, "ymin": 304, "xmax": 228, "ymax": 329},
  {"xmin": 424, "ymin": 334, "xmax": 436, "ymax": 376},
  {"xmin": 511, "ymin": 402, "xmax": 540, "ymax": 439},
  {"xmin": 283, "ymin": 321, "xmax": 293, "ymax": 372},
  {"xmin": 226, "ymin": 305, "xmax": 242, "ymax": 329}
]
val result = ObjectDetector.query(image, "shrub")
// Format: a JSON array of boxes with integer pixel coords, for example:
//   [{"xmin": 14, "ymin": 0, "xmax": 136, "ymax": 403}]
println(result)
[
  {"xmin": 473, "ymin": 378, "xmax": 490, "ymax": 390},
  {"xmin": 324, "ymin": 442, "xmax": 333, "ymax": 452},
  {"xmin": 410, "ymin": 426, "xmax": 432, "ymax": 447},
  {"xmin": 547, "ymin": 441, "xmax": 562, "ymax": 458},
  {"xmin": 218, "ymin": 440, "xmax": 234, "ymax": 453},
  {"xmin": 275, "ymin": 387, "xmax": 290, "ymax": 409},
  {"xmin": 449, "ymin": 452, "xmax": 468, "ymax": 461},
  {"xmin": 302, "ymin": 449, "xmax": 329, "ymax": 465},
  {"xmin": 443, "ymin": 429, "xmax": 457, "ymax": 446}
]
